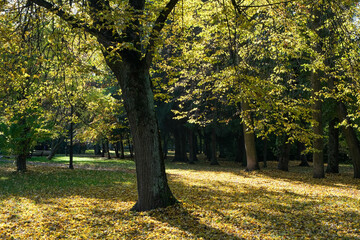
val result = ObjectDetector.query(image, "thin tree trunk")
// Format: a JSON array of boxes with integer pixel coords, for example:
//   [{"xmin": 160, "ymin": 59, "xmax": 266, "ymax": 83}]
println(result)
[
  {"xmin": 210, "ymin": 127, "xmax": 219, "ymax": 165},
  {"xmin": 69, "ymin": 109, "xmax": 74, "ymax": 170},
  {"xmin": 101, "ymin": 140, "xmax": 105, "ymax": 157},
  {"xmin": 120, "ymin": 135, "xmax": 125, "ymax": 159},
  {"xmin": 311, "ymin": 72, "xmax": 324, "ymax": 178},
  {"xmin": 114, "ymin": 141, "xmax": 120, "ymax": 158},
  {"xmin": 326, "ymin": 118, "xmax": 339, "ymax": 173},
  {"xmin": 242, "ymin": 101, "xmax": 259, "ymax": 171},
  {"xmin": 127, "ymin": 136, "xmax": 134, "ymax": 158},
  {"xmin": 106, "ymin": 138, "xmax": 111, "ymax": 159},
  {"xmin": 263, "ymin": 139, "xmax": 268, "ymax": 168},
  {"xmin": 162, "ymin": 134, "xmax": 168, "ymax": 159},
  {"xmin": 339, "ymin": 102, "xmax": 360, "ymax": 178},
  {"xmin": 188, "ymin": 129, "xmax": 197, "ymax": 164}
]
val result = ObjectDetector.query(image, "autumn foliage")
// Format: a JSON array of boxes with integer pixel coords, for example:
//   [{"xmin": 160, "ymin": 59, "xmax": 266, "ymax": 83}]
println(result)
[{"xmin": 1, "ymin": 158, "xmax": 359, "ymax": 239}]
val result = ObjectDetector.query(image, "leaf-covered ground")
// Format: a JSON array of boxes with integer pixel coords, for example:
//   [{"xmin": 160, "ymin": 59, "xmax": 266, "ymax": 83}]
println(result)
[{"xmin": 0, "ymin": 158, "xmax": 359, "ymax": 239}]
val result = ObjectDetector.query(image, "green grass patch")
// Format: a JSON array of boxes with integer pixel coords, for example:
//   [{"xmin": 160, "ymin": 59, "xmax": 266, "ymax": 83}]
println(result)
[{"xmin": 29, "ymin": 155, "xmax": 136, "ymax": 169}]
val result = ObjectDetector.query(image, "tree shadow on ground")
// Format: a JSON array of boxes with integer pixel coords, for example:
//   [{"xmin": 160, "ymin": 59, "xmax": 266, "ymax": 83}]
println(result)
[{"xmin": 148, "ymin": 203, "xmax": 242, "ymax": 240}]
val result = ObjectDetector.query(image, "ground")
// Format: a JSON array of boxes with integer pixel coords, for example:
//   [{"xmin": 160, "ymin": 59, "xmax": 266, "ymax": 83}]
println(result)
[{"xmin": 0, "ymin": 156, "xmax": 359, "ymax": 239}]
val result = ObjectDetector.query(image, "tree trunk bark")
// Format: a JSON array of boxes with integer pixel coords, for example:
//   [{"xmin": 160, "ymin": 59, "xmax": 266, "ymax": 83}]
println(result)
[
  {"xmin": 106, "ymin": 138, "xmax": 111, "ymax": 159},
  {"xmin": 173, "ymin": 123, "xmax": 188, "ymax": 162},
  {"xmin": 69, "ymin": 114, "xmax": 74, "ymax": 169},
  {"xmin": 263, "ymin": 139, "xmax": 268, "ymax": 168},
  {"xmin": 326, "ymin": 118, "xmax": 339, "ymax": 173},
  {"xmin": 120, "ymin": 135, "xmax": 125, "ymax": 159},
  {"xmin": 241, "ymin": 101, "xmax": 259, "ymax": 171},
  {"xmin": 204, "ymin": 131, "xmax": 211, "ymax": 161},
  {"xmin": 278, "ymin": 137, "xmax": 291, "ymax": 171},
  {"xmin": 127, "ymin": 136, "xmax": 134, "ymax": 158},
  {"xmin": 339, "ymin": 102, "xmax": 360, "ymax": 178},
  {"xmin": 188, "ymin": 129, "xmax": 197, "ymax": 164},
  {"xmin": 310, "ymin": 72, "xmax": 324, "ymax": 178},
  {"xmin": 106, "ymin": 61, "xmax": 177, "ymax": 211},
  {"xmin": 210, "ymin": 127, "xmax": 219, "ymax": 165},
  {"xmin": 114, "ymin": 141, "xmax": 120, "ymax": 158},
  {"xmin": 16, "ymin": 154, "xmax": 27, "ymax": 172}
]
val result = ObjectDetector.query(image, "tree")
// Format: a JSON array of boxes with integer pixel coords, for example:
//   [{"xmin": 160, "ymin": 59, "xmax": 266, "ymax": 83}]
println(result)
[{"xmin": 27, "ymin": 0, "xmax": 179, "ymax": 211}]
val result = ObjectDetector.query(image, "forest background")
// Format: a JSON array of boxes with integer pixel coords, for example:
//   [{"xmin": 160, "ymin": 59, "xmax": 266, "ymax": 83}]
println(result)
[{"xmin": 1, "ymin": 0, "xmax": 360, "ymax": 212}]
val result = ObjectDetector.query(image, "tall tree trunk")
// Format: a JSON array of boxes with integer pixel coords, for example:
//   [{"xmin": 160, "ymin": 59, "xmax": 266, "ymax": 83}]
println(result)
[
  {"xmin": 210, "ymin": 127, "xmax": 219, "ymax": 165},
  {"xmin": 310, "ymin": 72, "xmax": 324, "ymax": 178},
  {"xmin": 188, "ymin": 129, "xmax": 197, "ymax": 164},
  {"xmin": 106, "ymin": 138, "xmax": 111, "ymax": 159},
  {"xmin": 326, "ymin": 118, "xmax": 339, "ymax": 173},
  {"xmin": 120, "ymin": 135, "xmax": 125, "ymax": 159},
  {"xmin": 241, "ymin": 101, "xmax": 259, "ymax": 171},
  {"xmin": 114, "ymin": 141, "xmax": 120, "ymax": 158},
  {"xmin": 107, "ymin": 61, "xmax": 177, "ymax": 211},
  {"xmin": 204, "ymin": 131, "xmax": 211, "ymax": 161},
  {"xmin": 278, "ymin": 137, "xmax": 291, "ymax": 171},
  {"xmin": 162, "ymin": 134, "xmax": 168, "ymax": 159},
  {"xmin": 339, "ymin": 103, "xmax": 360, "ymax": 178},
  {"xmin": 263, "ymin": 139, "xmax": 268, "ymax": 168},
  {"xmin": 101, "ymin": 140, "xmax": 105, "ymax": 157},
  {"xmin": 298, "ymin": 142, "xmax": 310, "ymax": 167},
  {"xmin": 127, "ymin": 136, "xmax": 134, "ymax": 158},
  {"xmin": 69, "ymin": 110, "xmax": 74, "ymax": 170},
  {"xmin": 173, "ymin": 123, "xmax": 188, "ymax": 162}
]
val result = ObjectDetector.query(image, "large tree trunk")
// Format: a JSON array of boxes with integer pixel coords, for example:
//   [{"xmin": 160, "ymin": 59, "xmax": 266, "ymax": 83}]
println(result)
[
  {"xmin": 326, "ymin": 118, "xmax": 339, "ymax": 173},
  {"xmin": 241, "ymin": 101, "xmax": 259, "ymax": 171},
  {"xmin": 339, "ymin": 103, "xmax": 360, "ymax": 178},
  {"xmin": 108, "ymin": 61, "xmax": 177, "ymax": 211},
  {"xmin": 310, "ymin": 72, "xmax": 324, "ymax": 178}
]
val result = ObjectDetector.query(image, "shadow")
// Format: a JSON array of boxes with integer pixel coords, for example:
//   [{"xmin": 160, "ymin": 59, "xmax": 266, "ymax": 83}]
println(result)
[
  {"xmin": 0, "ymin": 165, "xmax": 138, "ymax": 203},
  {"xmin": 148, "ymin": 203, "xmax": 243, "ymax": 240}
]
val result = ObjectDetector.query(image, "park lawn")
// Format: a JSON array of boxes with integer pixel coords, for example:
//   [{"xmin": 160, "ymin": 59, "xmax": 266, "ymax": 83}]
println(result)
[{"xmin": 0, "ymin": 158, "xmax": 359, "ymax": 239}]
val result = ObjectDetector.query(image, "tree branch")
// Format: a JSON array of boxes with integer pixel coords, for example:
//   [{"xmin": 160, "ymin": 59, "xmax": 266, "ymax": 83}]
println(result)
[
  {"xmin": 144, "ymin": 0, "xmax": 179, "ymax": 67},
  {"xmin": 29, "ymin": 0, "xmax": 112, "ymax": 45}
]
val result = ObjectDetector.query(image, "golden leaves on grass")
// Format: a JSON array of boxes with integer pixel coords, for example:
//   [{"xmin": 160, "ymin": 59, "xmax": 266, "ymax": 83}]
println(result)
[{"xmin": 0, "ymin": 162, "xmax": 360, "ymax": 239}]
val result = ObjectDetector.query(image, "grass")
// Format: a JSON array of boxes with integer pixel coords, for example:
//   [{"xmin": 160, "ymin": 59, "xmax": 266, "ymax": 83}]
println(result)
[{"xmin": 0, "ymin": 156, "xmax": 359, "ymax": 239}]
